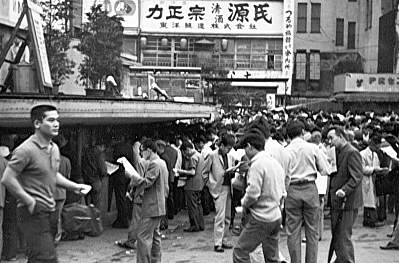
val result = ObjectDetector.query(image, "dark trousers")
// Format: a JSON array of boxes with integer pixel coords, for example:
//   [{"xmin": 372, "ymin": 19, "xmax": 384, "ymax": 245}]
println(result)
[
  {"xmin": 363, "ymin": 207, "xmax": 378, "ymax": 226},
  {"xmin": 174, "ymin": 186, "xmax": 185, "ymax": 214},
  {"xmin": 377, "ymin": 195, "xmax": 387, "ymax": 221},
  {"xmin": 86, "ymin": 179, "xmax": 102, "ymax": 209},
  {"xmin": 231, "ymin": 188, "xmax": 244, "ymax": 228},
  {"xmin": 110, "ymin": 174, "xmax": 130, "ymax": 228},
  {"xmin": 233, "ymin": 215, "xmax": 281, "ymax": 263},
  {"xmin": 330, "ymin": 209, "xmax": 358, "ymax": 263},
  {"xmin": 2, "ymin": 191, "xmax": 18, "ymax": 260},
  {"xmin": 185, "ymin": 190, "xmax": 204, "ymax": 230},
  {"xmin": 167, "ymin": 182, "xmax": 175, "ymax": 219},
  {"xmin": 201, "ymin": 186, "xmax": 214, "ymax": 216},
  {"xmin": 17, "ymin": 203, "xmax": 58, "ymax": 263}
]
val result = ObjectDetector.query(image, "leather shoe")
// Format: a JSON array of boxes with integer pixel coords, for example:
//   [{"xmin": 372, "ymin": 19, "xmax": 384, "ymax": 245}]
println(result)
[
  {"xmin": 214, "ymin": 246, "xmax": 224, "ymax": 253},
  {"xmin": 380, "ymin": 244, "xmax": 399, "ymax": 250},
  {"xmin": 222, "ymin": 243, "xmax": 233, "ymax": 249},
  {"xmin": 183, "ymin": 227, "xmax": 199, "ymax": 232}
]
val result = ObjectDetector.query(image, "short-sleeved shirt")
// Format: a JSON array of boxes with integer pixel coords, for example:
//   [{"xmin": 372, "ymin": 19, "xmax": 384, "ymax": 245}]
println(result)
[
  {"xmin": 7, "ymin": 134, "xmax": 60, "ymax": 211},
  {"xmin": 184, "ymin": 151, "xmax": 204, "ymax": 191}
]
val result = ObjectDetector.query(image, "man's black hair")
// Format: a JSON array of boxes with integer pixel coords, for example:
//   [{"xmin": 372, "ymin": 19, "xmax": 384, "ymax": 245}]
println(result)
[
  {"xmin": 240, "ymin": 132, "xmax": 265, "ymax": 151},
  {"xmin": 180, "ymin": 140, "xmax": 194, "ymax": 151},
  {"xmin": 286, "ymin": 120, "xmax": 305, "ymax": 139},
  {"xmin": 219, "ymin": 133, "xmax": 236, "ymax": 147},
  {"xmin": 141, "ymin": 139, "xmax": 157, "ymax": 153},
  {"xmin": 30, "ymin": 105, "xmax": 58, "ymax": 124},
  {"xmin": 327, "ymin": 125, "xmax": 348, "ymax": 141}
]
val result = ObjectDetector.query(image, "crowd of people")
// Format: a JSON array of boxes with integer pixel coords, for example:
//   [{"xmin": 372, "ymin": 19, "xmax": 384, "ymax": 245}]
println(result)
[{"xmin": 1, "ymin": 105, "xmax": 399, "ymax": 263}]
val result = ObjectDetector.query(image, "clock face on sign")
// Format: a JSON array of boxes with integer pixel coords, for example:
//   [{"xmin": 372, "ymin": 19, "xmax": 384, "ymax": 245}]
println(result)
[{"xmin": 114, "ymin": 0, "xmax": 136, "ymax": 16}]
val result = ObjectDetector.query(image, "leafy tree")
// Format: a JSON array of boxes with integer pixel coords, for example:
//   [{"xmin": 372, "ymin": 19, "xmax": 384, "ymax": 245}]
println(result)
[
  {"xmin": 76, "ymin": 4, "xmax": 124, "ymax": 90},
  {"xmin": 41, "ymin": 0, "xmax": 75, "ymax": 86}
]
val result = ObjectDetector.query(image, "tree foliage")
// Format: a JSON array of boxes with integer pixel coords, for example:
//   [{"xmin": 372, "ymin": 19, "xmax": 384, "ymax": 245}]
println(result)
[
  {"xmin": 76, "ymin": 5, "xmax": 124, "ymax": 89},
  {"xmin": 41, "ymin": 0, "xmax": 75, "ymax": 86}
]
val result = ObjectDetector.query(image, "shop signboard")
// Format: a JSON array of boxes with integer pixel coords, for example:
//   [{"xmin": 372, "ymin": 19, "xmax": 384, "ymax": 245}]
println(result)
[
  {"xmin": 141, "ymin": 0, "xmax": 283, "ymax": 35},
  {"xmin": 27, "ymin": 0, "xmax": 53, "ymax": 88},
  {"xmin": 334, "ymin": 73, "xmax": 399, "ymax": 93},
  {"xmin": 82, "ymin": 0, "xmax": 139, "ymax": 29}
]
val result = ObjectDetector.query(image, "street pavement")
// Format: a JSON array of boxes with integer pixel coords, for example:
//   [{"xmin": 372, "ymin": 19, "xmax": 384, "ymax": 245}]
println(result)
[{"xmin": 4, "ymin": 209, "xmax": 399, "ymax": 263}]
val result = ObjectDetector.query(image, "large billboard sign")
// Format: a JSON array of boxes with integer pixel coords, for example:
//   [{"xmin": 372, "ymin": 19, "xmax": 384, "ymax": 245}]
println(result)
[
  {"xmin": 141, "ymin": 0, "xmax": 283, "ymax": 35},
  {"xmin": 0, "ymin": 0, "xmax": 28, "ymax": 28},
  {"xmin": 82, "ymin": 0, "xmax": 139, "ymax": 28}
]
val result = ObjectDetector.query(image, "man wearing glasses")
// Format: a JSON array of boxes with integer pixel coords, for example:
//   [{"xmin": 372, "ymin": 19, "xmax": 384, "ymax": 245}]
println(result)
[{"xmin": 134, "ymin": 139, "xmax": 169, "ymax": 263}]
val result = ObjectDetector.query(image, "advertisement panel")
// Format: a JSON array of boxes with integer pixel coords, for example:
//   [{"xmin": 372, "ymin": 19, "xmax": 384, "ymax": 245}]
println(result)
[
  {"xmin": 82, "ymin": 0, "xmax": 139, "ymax": 28},
  {"xmin": 336, "ymin": 73, "xmax": 399, "ymax": 93},
  {"xmin": 141, "ymin": 0, "xmax": 283, "ymax": 35}
]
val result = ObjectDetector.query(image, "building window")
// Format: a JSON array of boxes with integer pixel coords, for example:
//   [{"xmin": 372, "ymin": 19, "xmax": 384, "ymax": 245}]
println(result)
[
  {"xmin": 309, "ymin": 51, "xmax": 320, "ymax": 80},
  {"xmin": 348, "ymin": 21, "xmax": 356, "ymax": 49},
  {"xmin": 311, "ymin": 3, "xmax": 321, "ymax": 33},
  {"xmin": 295, "ymin": 51, "xmax": 307, "ymax": 80},
  {"xmin": 297, "ymin": 3, "xmax": 307, "ymax": 33},
  {"xmin": 336, "ymin": 18, "xmax": 344, "ymax": 46},
  {"xmin": 366, "ymin": 0, "xmax": 373, "ymax": 29}
]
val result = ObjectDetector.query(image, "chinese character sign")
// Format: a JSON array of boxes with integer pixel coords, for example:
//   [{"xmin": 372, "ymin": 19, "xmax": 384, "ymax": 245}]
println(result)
[
  {"xmin": 141, "ymin": 0, "xmax": 283, "ymax": 35},
  {"xmin": 82, "ymin": 0, "xmax": 138, "ymax": 28},
  {"xmin": 282, "ymin": 0, "xmax": 294, "ymax": 95}
]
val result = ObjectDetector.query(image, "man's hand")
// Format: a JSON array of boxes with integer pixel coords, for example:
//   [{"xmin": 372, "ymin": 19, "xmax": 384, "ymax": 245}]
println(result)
[
  {"xmin": 74, "ymin": 184, "xmax": 92, "ymax": 195},
  {"xmin": 27, "ymin": 197, "xmax": 36, "ymax": 214},
  {"xmin": 336, "ymin": 189, "xmax": 346, "ymax": 198}
]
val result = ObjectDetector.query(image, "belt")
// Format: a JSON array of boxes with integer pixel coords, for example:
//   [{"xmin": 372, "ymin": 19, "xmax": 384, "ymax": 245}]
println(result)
[{"xmin": 290, "ymin": 179, "xmax": 315, "ymax": 186}]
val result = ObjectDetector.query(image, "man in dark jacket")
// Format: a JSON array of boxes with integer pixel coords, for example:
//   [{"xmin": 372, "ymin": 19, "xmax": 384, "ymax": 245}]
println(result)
[
  {"xmin": 82, "ymin": 141, "xmax": 107, "ymax": 209},
  {"xmin": 327, "ymin": 126, "xmax": 363, "ymax": 263},
  {"xmin": 112, "ymin": 136, "xmax": 135, "ymax": 228}
]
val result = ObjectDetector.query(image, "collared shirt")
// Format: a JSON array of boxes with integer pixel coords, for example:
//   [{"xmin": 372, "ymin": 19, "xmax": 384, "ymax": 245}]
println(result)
[
  {"xmin": 264, "ymin": 138, "xmax": 290, "ymax": 187},
  {"xmin": 184, "ymin": 150, "xmax": 205, "ymax": 191},
  {"xmin": 7, "ymin": 134, "xmax": 60, "ymax": 211},
  {"xmin": 241, "ymin": 151, "xmax": 285, "ymax": 223},
  {"xmin": 286, "ymin": 137, "xmax": 329, "ymax": 183}
]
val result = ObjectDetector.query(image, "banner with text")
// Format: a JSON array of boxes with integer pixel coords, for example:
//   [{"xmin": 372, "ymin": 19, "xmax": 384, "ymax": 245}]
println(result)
[{"xmin": 141, "ymin": 0, "xmax": 283, "ymax": 35}]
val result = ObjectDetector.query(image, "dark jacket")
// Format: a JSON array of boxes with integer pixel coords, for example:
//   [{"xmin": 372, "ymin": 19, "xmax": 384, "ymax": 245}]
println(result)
[{"xmin": 329, "ymin": 143, "xmax": 363, "ymax": 210}]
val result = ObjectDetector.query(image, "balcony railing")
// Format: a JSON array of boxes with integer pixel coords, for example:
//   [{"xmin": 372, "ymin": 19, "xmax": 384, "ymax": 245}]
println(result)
[{"xmin": 143, "ymin": 55, "xmax": 277, "ymax": 70}]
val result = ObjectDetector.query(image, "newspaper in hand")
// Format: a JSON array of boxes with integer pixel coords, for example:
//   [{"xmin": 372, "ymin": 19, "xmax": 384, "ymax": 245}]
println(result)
[
  {"xmin": 80, "ymin": 184, "xmax": 92, "ymax": 195},
  {"xmin": 105, "ymin": 161, "xmax": 120, "ymax": 175},
  {"xmin": 381, "ymin": 146, "xmax": 399, "ymax": 162},
  {"xmin": 326, "ymin": 146, "xmax": 337, "ymax": 173},
  {"xmin": 117, "ymin": 157, "xmax": 141, "ymax": 184}
]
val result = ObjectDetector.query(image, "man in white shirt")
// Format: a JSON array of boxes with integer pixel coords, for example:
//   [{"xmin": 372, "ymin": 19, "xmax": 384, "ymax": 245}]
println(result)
[
  {"xmin": 285, "ymin": 120, "xmax": 329, "ymax": 263},
  {"xmin": 233, "ymin": 132, "xmax": 286, "ymax": 263}
]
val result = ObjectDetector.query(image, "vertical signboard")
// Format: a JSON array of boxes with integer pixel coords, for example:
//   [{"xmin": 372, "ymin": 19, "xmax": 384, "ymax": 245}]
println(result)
[
  {"xmin": 26, "ymin": 0, "xmax": 53, "ymax": 89},
  {"xmin": 283, "ymin": 0, "xmax": 294, "ymax": 95}
]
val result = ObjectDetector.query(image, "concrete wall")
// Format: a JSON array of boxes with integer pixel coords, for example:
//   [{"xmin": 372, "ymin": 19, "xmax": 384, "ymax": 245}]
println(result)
[{"xmin": 294, "ymin": 0, "xmax": 361, "ymax": 52}]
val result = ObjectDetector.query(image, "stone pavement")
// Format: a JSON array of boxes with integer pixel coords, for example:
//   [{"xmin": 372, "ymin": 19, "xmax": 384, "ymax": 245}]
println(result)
[{"xmin": 4, "ymin": 210, "xmax": 399, "ymax": 263}]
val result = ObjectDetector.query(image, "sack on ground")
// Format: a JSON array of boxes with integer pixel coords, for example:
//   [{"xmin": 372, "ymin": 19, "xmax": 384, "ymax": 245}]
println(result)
[{"xmin": 62, "ymin": 203, "xmax": 104, "ymax": 239}]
